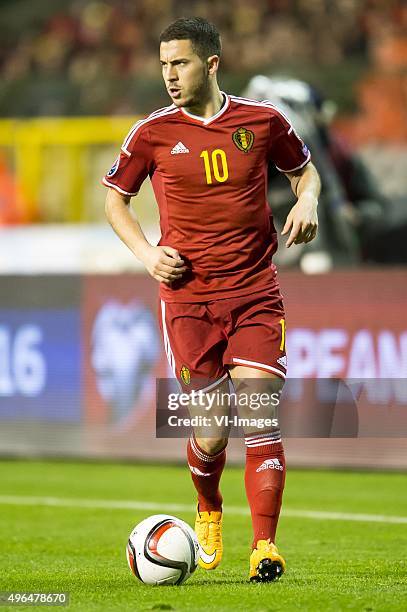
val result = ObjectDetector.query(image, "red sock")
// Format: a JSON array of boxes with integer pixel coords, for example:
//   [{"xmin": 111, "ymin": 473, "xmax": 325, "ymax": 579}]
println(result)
[
  {"xmin": 244, "ymin": 432, "xmax": 286, "ymax": 549},
  {"xmin": 187, "ymin": 436, "xmax": 226, "ymax": 512}
]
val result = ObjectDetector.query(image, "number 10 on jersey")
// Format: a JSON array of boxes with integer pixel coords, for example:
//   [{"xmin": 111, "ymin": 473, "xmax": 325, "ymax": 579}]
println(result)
[{"xmin": 200, "ymin": 149, "xmax": 229, "ymax": 184}]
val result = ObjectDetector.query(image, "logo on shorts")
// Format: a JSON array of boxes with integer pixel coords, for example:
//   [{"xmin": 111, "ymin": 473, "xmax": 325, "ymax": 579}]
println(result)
[
  {"xmin": 180, "ymin": 365, "xmax": 191, "ymax": 385},
  {"xmin": 232, "ymin": 127, "xmax": 254, "ymax": 153},
  {"xmin": 277, "ymin": 355, "xmax": 287, "ymax": 369}
]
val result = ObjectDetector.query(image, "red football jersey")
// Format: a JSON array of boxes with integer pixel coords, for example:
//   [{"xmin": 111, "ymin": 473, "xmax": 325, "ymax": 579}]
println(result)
[{"xmin": 103, "ymin": 93, "xmax": 310, "ymax": 302}]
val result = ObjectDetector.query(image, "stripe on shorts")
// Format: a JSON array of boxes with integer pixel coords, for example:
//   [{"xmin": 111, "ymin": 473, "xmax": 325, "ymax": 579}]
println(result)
[
  {"xmin": 232, "ymin": 357, "xmax": 286, "ymax": 379},
  {"xmin": 160, "ymin": 300, "xmax": 176, "ymax": 377},
  {"xmin": 198, "ymin": 372, "xmax": 229, "ymax": 393}
]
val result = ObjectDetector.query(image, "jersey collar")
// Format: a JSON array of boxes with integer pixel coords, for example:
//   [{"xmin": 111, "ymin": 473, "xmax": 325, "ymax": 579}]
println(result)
[{"xmin": 180, "ymin": 92, "xmax": 230, "ymax": 126}]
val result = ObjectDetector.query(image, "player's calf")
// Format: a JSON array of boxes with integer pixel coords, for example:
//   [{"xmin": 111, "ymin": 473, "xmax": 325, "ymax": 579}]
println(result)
[
  {"xmin": 187, "ymin": 436, "xmax": 226, "ymax": 569},
  {"xmin": 245, "ymin": 435, "xmax": 286, "ymax": 546}
]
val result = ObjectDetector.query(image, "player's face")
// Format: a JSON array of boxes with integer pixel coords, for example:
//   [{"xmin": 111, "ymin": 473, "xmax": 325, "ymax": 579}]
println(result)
[{"xmin": 160, "ymin": 39, "xmax": 211, "ymax": 107}]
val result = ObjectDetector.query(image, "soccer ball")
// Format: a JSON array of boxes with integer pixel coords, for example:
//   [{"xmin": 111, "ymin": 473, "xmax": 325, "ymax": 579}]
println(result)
[{"xmin": 126, "ymin": 514, "xmax": 199, "ymax": 586}]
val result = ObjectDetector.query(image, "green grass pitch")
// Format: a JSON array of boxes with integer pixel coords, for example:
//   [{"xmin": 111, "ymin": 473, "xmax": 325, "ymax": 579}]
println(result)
[{"xmin": 0, "ymin": 460, "xmax": 406, "ymax": 611}]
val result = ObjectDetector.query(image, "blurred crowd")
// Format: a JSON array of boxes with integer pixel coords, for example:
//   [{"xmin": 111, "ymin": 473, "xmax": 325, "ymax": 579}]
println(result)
[
  {"xmin": 0, "ymin": 0, "xmax": 405, "ymax": 116},
  {"xmin": 1, "ymin": 0, "xmax": 406, "ymax": 265},
  {"xmin": 245, "ymin": 76, "xmax": 407, "ymax": 268}
]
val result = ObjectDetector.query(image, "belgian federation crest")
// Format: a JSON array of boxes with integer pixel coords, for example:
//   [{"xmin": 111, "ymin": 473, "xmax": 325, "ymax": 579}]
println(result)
[
  {"xmin": 232, "ymin": 127, "xmax": 254, "ymax": 153},
  {"xmin": 180, "ymin": 365, "xmax": 191, "ymax": 385}
]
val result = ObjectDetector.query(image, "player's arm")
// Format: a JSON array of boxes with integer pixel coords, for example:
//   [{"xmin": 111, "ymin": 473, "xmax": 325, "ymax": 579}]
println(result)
[
  {"xmin": 282, "ymin": 161, "xmax": 320, "ymax": 248},
  {"xmin": 105, "ymin": 188, "xmax": 187, "ymax": 285}
]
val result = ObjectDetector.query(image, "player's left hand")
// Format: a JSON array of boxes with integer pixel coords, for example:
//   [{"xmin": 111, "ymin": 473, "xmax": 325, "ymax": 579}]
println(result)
[{"xmin": 282, "ymin": 195, "xmax": 318, "ymax": 248}]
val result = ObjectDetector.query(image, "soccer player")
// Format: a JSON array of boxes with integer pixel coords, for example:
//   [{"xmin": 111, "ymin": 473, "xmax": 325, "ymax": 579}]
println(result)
[{"xmin": 103, "ymin": 17, "xmax": 320, "ymax": 582}]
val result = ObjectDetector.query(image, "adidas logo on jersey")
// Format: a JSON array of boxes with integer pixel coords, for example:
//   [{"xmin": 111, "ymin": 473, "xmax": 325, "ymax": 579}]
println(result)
[
  {"xmin": 171, "ymin": 141, "xmax": 190, "ymax": 155},
  {"xmin": 256, "ymin": 458, "xmax": 284, "ymax": 473}
]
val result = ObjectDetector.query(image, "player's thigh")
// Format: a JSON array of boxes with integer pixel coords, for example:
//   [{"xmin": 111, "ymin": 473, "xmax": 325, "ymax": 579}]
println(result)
[
  {"xmin": 224, "ymin": 289, "xmax": 287, "ymax": 382},
  {"xmin": 158, "ymin": 298, "xmax": 227, "ymax": 390},
  {"xmin": 224, "ymin": 290, "xmax": 287, "ymax": 436},
  {"xmin": 159, "ymin": 299, "xmax": 231, "ymax": 450}
]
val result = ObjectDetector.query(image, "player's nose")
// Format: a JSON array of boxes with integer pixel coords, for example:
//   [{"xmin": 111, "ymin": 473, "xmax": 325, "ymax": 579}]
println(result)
[{"xmin": 165, "ymin": 65, "xmax": 178, "ymax": 82}]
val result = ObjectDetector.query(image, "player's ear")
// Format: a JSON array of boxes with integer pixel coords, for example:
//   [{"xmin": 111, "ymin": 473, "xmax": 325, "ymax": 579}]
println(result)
[{"xmin": 207, "ymin": 54, "xmax": 220, "ymax": 75}]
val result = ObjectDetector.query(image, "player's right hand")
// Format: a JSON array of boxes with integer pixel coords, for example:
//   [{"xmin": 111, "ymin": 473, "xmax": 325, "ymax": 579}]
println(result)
[{"xmin": 142, "ymin": 245, "xmax": 187, "ymax": 285}]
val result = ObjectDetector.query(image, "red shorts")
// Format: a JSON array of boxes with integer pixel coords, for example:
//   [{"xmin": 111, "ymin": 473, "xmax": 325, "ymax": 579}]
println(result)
[{"xmin": 159, "ymin": 287, "xmax": 287, "ymax": 390}]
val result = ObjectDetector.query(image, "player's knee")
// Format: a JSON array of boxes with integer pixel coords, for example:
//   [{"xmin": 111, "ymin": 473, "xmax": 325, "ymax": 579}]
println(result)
[{"xmin": 196, "ymin": 437, "xmax": 228, "ymax": 456}]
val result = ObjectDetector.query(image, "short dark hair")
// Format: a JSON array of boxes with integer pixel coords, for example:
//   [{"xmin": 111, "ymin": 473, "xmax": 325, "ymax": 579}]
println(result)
[{"xmin": 159, "ymin": 17, "xmax": 221, "ymax": 60}]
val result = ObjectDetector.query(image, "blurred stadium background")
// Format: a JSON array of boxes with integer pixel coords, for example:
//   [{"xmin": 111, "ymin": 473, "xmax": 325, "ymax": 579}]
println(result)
[{"xmin": 0, "ymin": 0, "xmax": 406, "ymax": 472}]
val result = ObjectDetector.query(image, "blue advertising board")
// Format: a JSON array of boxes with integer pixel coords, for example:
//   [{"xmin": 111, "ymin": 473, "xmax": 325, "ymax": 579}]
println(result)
[{"xmin": 0, "ymin": 309, "xmax": 81, "ymax": 421}]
